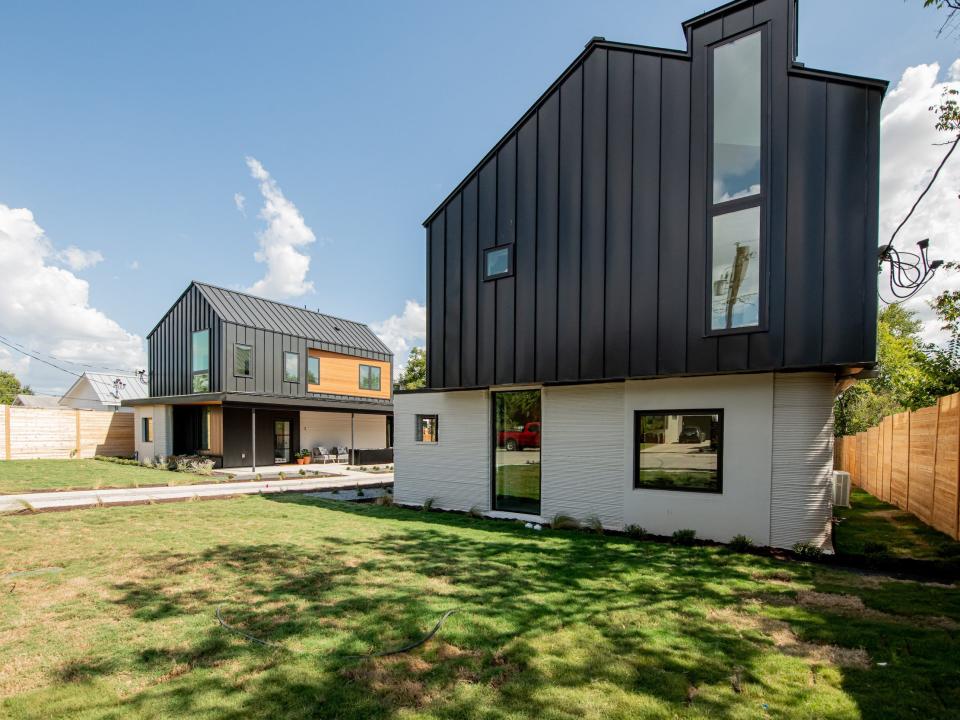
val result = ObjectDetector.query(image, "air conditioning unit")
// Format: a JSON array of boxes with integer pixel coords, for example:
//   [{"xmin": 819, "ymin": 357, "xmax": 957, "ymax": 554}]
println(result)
[{"xmin": 833, "ymin": 471, "xmax": 851, "ymax": 508}]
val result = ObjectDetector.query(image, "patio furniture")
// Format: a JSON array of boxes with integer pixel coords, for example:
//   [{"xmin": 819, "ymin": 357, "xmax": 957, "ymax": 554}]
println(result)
[{"xmin": 311, "ymin": 446, "xmax": 335, "ymax": 464}]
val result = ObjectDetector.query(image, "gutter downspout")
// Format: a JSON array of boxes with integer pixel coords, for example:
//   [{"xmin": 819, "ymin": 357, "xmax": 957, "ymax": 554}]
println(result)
[{"xmin": 251, "ymin": 408, "xmax": 257, "ymax": 472}]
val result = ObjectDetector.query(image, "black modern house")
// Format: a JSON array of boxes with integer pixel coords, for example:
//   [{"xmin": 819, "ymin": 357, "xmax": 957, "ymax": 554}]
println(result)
[
  {"xmin": 395, "ymin": 0, "xmax": 886, "ymax": 549},
  {"xmin": 125, "ymin": 282, "xmax": 393, "ymax": 468}
]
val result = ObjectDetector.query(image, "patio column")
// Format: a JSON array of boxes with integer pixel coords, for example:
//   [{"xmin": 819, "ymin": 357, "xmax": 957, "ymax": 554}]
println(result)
[
  {"xmin": 251, "ymin": 408, "xmax": 256, "ymax": 472},
  {"xmin": 350, "ymin": 412, "xmax": 355, "ymax": 464}
]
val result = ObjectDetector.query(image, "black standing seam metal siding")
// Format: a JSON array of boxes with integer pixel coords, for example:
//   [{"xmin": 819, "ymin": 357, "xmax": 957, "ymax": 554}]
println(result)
[
  {"xmin": 423, "ymin": 0, "xmax": 885, "ymax": 391},
  {"xmin": 147, "ymin": 284, "xmax": 222, "ymax": 397}
]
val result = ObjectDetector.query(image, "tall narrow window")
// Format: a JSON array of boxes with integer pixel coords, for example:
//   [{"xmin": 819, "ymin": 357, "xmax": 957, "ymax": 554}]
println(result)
[
  {"xmin": 283, "ymin": 352, "xmax": 299, "ymax": 383},
  {"xmin": 192, "ymin": 329, "xmax": 210, "ymax": 392},
  {"xmin": 709, "ymin": 29, "xmax": 764, "ymax": 332},
  {"xmin": 234, "ymin": 344, "xmax": 252, "ymax": 377},
  {"xmin": 307, "ymin": 356, "xmax": 320, "ymax": 386},
  {"xmin": 142, "ymin": 417, "xmax": 153, "ymax": 443}
]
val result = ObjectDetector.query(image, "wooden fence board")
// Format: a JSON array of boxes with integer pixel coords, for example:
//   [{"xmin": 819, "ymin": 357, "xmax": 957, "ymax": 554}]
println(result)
[
  {"xmin": 933, "ymin": 394, "xmax": 960, "ymax": 538},
  {"xmin": 890, "ymin": 413, "xmax": 911, "ymax": 510},
  {"xmin": 908, "ymin": 406, "xmax": 938, "ymax": 525},
  {"xmin": 881, "ymin": 415, "xmax": 893, "ymax": 503},
  {"xmin": 0, "ymin": 407, "xmax": 134, "ymax": 460},
  {"xmin": 867, "ymin": 427, "xmax": 880, "ymax": 496}
]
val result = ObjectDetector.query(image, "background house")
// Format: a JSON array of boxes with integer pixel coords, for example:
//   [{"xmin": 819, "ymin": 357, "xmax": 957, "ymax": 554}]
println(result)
[
  {"xmin": 12, "ymin": 394, "xmax": 60, "ymax": 408},
  {"xmin": 59, "ymin": 371, "xmax": 148, "ymax": 412},
  {"xmin": 126, "ymin": 281, "xmax": 393, "ymax": 468},
  {"xmin": 394, "ymin": 0, "xmax": 885, "ymax": 549}
]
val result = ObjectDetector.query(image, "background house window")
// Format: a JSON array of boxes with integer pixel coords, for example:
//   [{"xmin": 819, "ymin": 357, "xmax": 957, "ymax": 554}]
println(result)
[
  {"xmin": 234, "ymin": 344, "xmax": 252, "ymax": 377},
  {"xmin": 142, "ymin": 417, "xmax": 153, "ymax": 443},
  {"xmin": 307, "ymin": 356, "xmax": 320, "ymax": 385},
  {"xmin": 359, "ymin": 364, "xmax": 381, "ymax": 391},
  {"xmin": 283, "ymin": 352, "xmax": 299, "ymax": 382},
  {"xmin": 483, "ymin": 246, "xmax": 513, "ymax": 280},
  {"xmin": 416, "ymin": 414, "xmax": 438, "ymax": 443},
  {"xmin": 634, "ymin": 410, "xmax": 723, "ymax": 493},
  {"xmin": 709, "ymin": 29, "xmax": 764, "ymax": 332},
  {"xmin": 191, "ymin": 329, "xmax": 209, "ymax": 392}
]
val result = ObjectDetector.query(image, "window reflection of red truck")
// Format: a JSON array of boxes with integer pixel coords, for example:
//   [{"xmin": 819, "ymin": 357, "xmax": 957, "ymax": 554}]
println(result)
[{"xmin": 497, "ymin": 422, "xmax": 541, "ymax": 451}]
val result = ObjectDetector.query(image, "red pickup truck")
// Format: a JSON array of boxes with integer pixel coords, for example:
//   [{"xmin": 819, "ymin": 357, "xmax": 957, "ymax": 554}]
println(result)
[{"xmin": 498, "ymin": 422, "xmax": 541, "ymax": 451}]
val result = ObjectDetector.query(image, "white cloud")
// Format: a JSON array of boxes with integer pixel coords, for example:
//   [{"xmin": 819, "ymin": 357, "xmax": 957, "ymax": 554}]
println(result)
[
  {"xmin": 371, "ymin": 300, "xmax": 426, "ymax": 378},
  {"xmin": 56, "ymin": 245, "xmax": 103, "ymax": 271},
  {"xmin": 130, "ymin": 259, "xmax": 140, "ymax": 270},
  {"xmin": 233, "ymin": 192, "xmax": 246, "ymax": 215},
  {"xmin": 244, "ymin": 157, "xmax": 316, "ymax": 300},
  {"xmin": 879, "ymin": 59, "xmax": 960, "ymax": 343},
  {"xmin": 0, "ymin": 204, "xmax": 145, "ymax": 392}
]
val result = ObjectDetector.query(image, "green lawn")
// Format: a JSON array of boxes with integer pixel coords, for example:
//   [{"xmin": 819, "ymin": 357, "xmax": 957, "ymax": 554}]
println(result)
[
  {"xmin": 0, "ymin": 459, "xmax": 227, "ymax": 494},
  {"xmin": 494, "ymin": 462, "xmax": 540, "ymax": 514},
  {"xmin": 833, "ymin": 488, "xmax": 960, "ymax": 565},
  {"xmin": 635, "ymin": 468, "xmax": 719, "ymax": 492},
  {"xmin": 1, "ymin": 496, "xmax": 958, "ymax": 718}
]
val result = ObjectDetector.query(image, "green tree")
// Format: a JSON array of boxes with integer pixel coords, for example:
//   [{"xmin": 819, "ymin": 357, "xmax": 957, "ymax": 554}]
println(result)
[
  {"xmin": 395, "ymin": 347, "xmax": 426, "ymax": 390},
  {"xmin": 0, "ymin": 371, "xmax": 32, "ymax": 405}
]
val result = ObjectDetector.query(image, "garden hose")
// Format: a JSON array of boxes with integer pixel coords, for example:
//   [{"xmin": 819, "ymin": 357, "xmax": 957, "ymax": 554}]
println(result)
[{"xmin": 215, "ymin": 605, "xmax": 460, "ymax": 659}]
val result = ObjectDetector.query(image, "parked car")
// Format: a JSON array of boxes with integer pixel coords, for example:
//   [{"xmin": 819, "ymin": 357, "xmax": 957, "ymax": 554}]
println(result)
[
  {"xmin": 498, "ymin": 422, "xmax": 541, "ymax": 451},
  {"xmin": 679, "ymin": 426, "xmax": 705, "ymax": 444}
]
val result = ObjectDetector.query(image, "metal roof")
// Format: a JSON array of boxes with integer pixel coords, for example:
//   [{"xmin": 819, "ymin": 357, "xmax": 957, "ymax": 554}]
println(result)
[
  {"xmin": 13, "ymin": 394, "xmax": 61, "ymax": 408},
  {"xmin": 191, "ymin": 282, "xmax": 391, "ymax": 357},
  {"xmin": 61, "ymin": 371, "xmax": 149, "ymax": 406}
]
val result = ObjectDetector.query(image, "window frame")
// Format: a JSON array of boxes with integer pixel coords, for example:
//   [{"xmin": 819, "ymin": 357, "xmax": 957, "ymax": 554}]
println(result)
[
  {"xmin": 482, "ymin": 245, "xmax": 514, "ymax": 281},
  {"xmin": 282, "ymin": 351, "xmax": 299, "ymax": 383},
  {"xmin": 704, "ymin": 25, "xmax": 770, "ymax": 338},
  {"xmin": 306, "ymin": 355, "xmax": 320, "ymax": 386},
  {"xmin": 415, "ymin": 414, "xmax": 439, "ymax": 443},
  {"xmin": 234, "ymin": 343, "xmax": 252, "ymax": 378},
  {"xmin": 191, "ymin": 329, "xmax": 210, "ymax": 393},
  {"xmin": 142, "ymin": 417, "xmax": 153, "ymax": 443},
  {"xmin": 359, "ymin": 363, "xmax": 382, "ymax": 391},
  {"xmin": 632, "ymin": 408, "xmax": 724, "ymax": 494}
]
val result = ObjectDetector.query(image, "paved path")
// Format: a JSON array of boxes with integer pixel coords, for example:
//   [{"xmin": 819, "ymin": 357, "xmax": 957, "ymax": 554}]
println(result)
[{"xmin": 0, "ymin": 468, "xmax": 392, "ymax": 513}]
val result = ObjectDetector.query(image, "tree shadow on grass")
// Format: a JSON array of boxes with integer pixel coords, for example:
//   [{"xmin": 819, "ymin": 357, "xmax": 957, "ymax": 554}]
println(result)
[{"xmin": 19, "ymin": 495, "xmax": 947, "ymax": 719}]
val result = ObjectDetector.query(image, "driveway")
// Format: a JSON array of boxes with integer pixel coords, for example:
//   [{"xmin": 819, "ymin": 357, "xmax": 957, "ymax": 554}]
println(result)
[{"xmin": 0, "ymin": 467, "xmax": 392, "ymax": 513}]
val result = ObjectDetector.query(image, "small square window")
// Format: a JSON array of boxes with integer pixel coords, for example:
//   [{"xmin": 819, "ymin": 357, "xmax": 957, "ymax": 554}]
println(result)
[
  {"xmin": 483, "ymin": 246, "xmax": 513, "ymax": 281},
  {"xmin": 634, "ymin": 410, "xmax": 723, "ymax": 493},
  {"xmin": 416, "ymin": 414, "xmax": 438, "ymax": 443},
  {"xmin": 234, "ymin": 344, "xmax": 252, "ymax": 377},
  {"xmin": 359, "ymin": 364, "xmax": 381, "ymax": 391},
  {"xmin": 283, "ymin": 352, "xmax": 299, "ymax": 383}
]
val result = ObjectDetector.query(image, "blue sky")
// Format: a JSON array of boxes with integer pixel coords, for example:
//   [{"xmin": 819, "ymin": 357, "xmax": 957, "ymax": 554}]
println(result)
[{"xmin": 2, "ymin": 0, "xmax": 959, "ymax": 393}]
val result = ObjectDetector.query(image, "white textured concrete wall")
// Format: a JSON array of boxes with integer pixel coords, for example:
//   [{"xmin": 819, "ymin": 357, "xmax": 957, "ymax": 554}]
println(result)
[
  {"xmin": 541, "ymin": 383, "xmax": 624, "ymax": 528},
  {"xmin": 134, "ymin": 406, "xmax": 155, "ymax": 461},
  {"xmin": 622, "ymin": 374, "xmax": 775, "ymax": 544},
  {"xmin": 300, "ymin": 412, "xmax": 386, "ymax": 451},
  {"xmin": 770, "ymin": 372, "xmax": 835, "ymax": 549},
  {"xmin": 393, "ymin": 390, "xmax": 490, "ymax": 511}
]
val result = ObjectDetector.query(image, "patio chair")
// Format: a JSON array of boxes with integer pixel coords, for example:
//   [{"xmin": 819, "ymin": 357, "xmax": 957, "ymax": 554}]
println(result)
[
  {"xmin": 311, "ymin": 446, "xmax": 329, "ymax": 464},
  {"xmin": 333, "ymin": 446, "xmax": 350, "ymax": 463}
]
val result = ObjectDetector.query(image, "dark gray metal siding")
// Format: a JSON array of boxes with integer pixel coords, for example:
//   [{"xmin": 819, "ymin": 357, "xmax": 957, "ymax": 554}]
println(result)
[
  {"xmin": 147, "ymin": 284, "xmax": 223, "ymax": 397},
  {"xmin": 423, "ymin": 0, "xmax": 884, "ymax": 390}
]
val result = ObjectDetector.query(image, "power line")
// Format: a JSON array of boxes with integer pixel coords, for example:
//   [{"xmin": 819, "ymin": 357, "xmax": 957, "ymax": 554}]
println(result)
[
  {"xmin": 0, "ymin": 335, "xmax": 81, "ymax": 378},
  {"xmin": 0, "ymin": 333, "xmax": 137, "ymax": 375}
]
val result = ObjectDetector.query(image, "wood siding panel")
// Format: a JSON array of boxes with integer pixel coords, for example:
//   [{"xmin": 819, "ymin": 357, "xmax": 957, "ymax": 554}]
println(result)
[
  {"xmin": 933, "ymin": 394, "xmax": 960, "ymax": 538},
  {"xmin": 307, "ymin": 350, "xmax": 391, "ymax": 400},
  {"xmin": 908, "ymin": 406, "xmax": 938, "ymax": 525}
]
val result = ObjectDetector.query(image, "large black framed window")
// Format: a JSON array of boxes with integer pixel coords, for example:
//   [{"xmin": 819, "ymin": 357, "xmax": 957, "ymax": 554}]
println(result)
[
  {"xmin": 634, "ymin": 410, "xmax": 723, "ymax": 493},
  {"xmin": 707, "ymin": 27, "xmax": 767, "ymax": 335},
  {"xmin": 191, "ymin": 329, "xmax": 210, "ymax": 392}
]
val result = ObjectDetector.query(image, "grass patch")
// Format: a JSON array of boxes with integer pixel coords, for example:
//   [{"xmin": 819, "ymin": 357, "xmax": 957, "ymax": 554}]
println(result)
[
  {"xmin": 0, "ymin": 496, "xmax": 958, "ymax": 718},
  {"xmin": 834, "ymin": 488, "xmax": 960, "ymax": 566},
  {"xmin": 0, "ymin": 459, "xmax": 216, "ymax": 494}
]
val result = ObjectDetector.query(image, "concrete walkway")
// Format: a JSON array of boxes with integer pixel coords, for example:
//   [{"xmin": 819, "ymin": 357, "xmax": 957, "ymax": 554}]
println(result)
[{"xmin": 0, "ymin": 467, "xmax": 392, "ymax": 513}]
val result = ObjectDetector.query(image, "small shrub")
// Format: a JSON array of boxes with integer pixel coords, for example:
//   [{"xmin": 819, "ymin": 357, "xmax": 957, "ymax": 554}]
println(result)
[
  {"xmin": 792, "ymin": 542, "xmax": 824, "ymax": 560},
  {"xmin": 585, "ymin": 514, "xmax": 604, "ymax": 535},
  {"xmin": 226, "ymin": 474, "xmax": 236, "ymax": 481},
  {"xmin": 356, "ymin": 485, "xmax": 365, "ymax": 497},
  {"xmin": 422, "ymin": 497, "xmax": 435, "ymax": 511},
  {"xmin": 551, "ymin": 513, "xmax": 580, "ymax": 530},
  {"xmin": 373, "ymin": 465, "xmax": 380, "ymax": 471},
  {"xmin": 468, "ymin": 505, "xmax": 484, "ymax": 519},
  {"xmin": 298, "ymin": 468, "xmax": 306, "ymax": 476},
  {"xmin": 278, "ymin": 472, "xmax": 286, "ymax": 480},
  {"xmin": 625, "ymin": 524, "xmax": 648, "ymax": 540},
  {"xmin": 375, "ymin": 493, "xmax": 394, "ymax": 506},
  {"xmin": 728, "ymin": 534, "xmax": 755, "ymax": 552},
  {"xmin": 672, "ymin": 529, "xmax": 697, "ymax": 546},
  {"xmin": 255, "ymin": 473, "xmax": 262, "ymax": 481}
]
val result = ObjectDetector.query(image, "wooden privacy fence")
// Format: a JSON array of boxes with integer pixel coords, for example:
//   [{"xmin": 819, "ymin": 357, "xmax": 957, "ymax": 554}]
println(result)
[
  {"xmin": 0, "ymin": 406, "xmax": 134, "ymax": 460},
  {"xmin": 835, "ymin": 392, "xmax": 960, "ymax": 540}
]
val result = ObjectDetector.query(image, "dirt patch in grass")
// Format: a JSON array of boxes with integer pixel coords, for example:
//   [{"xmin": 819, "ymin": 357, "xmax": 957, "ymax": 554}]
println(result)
[
  {"xmin": 756, "ymin": 590, "xmax": 960, "ymax": 631},
  {"xmin": 341, "ymin": 655, "xmax": 435, "ymax": 708},
  {"xmin": 708, "ymin": 606, "xmax": 871, "ymax": 669}
]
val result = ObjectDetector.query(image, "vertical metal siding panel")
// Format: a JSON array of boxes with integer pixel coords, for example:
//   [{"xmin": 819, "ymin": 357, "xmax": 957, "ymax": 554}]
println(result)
[
  {"xmin": 557, "ymin": 65, "xmax": 583, "ymax": 381},
  {"xmin": 603, "ymin": 50, "xmax": 633, "ymax": 380},
  {"xmin": 477, "ymin": 159, "xmax": 497, "ymax": 386},
  {"xmin": 393, "ymin": 390, "xmax": 490, "ymax": 510},
  {"xmin": 535, "ymin": 93, "xmax": 560, "ymax": 382},
  {"xmin": 426, "ymin": 226, "xmax": 432, "ymax": 388},
  {"xmin": 580, "ymin": 49, "xmax": 607, "ymax": 380},
  {"xmin": 225, "ymin": 323, "xmax": 236, "ymax": 392},
  {"xmin": 822, "ymin": 84, "xmax": 867, "ymax": 364},
  {"xmin": 688, "ymin": 20, "xmax": 721, "ymax": 375},
  {"xmin": 657, "ymin": 58, "xmax": 690, "ymax": 375},
  {"xmin": 515, "ymin": 115, "xmax": 538, "ymax": 383},
  {"xmin": 429, "ymin": 213, "xmax": 447, "ymax": 387},
  {"xmin": 770, "ymin": 372, "xmax": 835, "ymax": 548},
  {"xmin": 496, "ymin": 138, "xmax": 517, "ymax": 384},
  {"xmin": 784, "ymin": 78, "xmax": 826, "ymax": 366},
  {"xmin": 541, "ymin": 383, "xmax": 624, "ymax": 528},
  {"xmin": 722, "ymin": 3, "xmax": 754, "ymax": 35},
  {"xmin": 863, "ymin": 88, "xmax": 881, "ymax": 363},
  {"xmin": 444, "ymin": 195, "xmax": 463, "ymax": 388},
  {"xmin": 258, "ymin": 328, "xmax": 267, "ymax": 394},
  {"xmin": 750, "ymin": 0, "xmax": 789, "ymax": 370},
  {"xmin": 461, "ymin": 178, "xmax": 479, "ymax": 386},
  {"xmin": 630, "ymin": 54, "xmax": 661, "ymax": 377}
]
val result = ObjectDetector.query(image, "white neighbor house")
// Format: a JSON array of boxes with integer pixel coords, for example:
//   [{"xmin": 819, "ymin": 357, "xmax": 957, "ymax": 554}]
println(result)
[{"xmin": 59, "ymin": 371, "xmax": 148, "ymax": 412}]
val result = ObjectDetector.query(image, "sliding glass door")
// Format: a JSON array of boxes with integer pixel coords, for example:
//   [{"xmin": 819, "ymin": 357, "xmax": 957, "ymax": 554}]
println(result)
[{"xmin": 493, "ymin": 390, "xmax": 541, "ymax": 514}]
